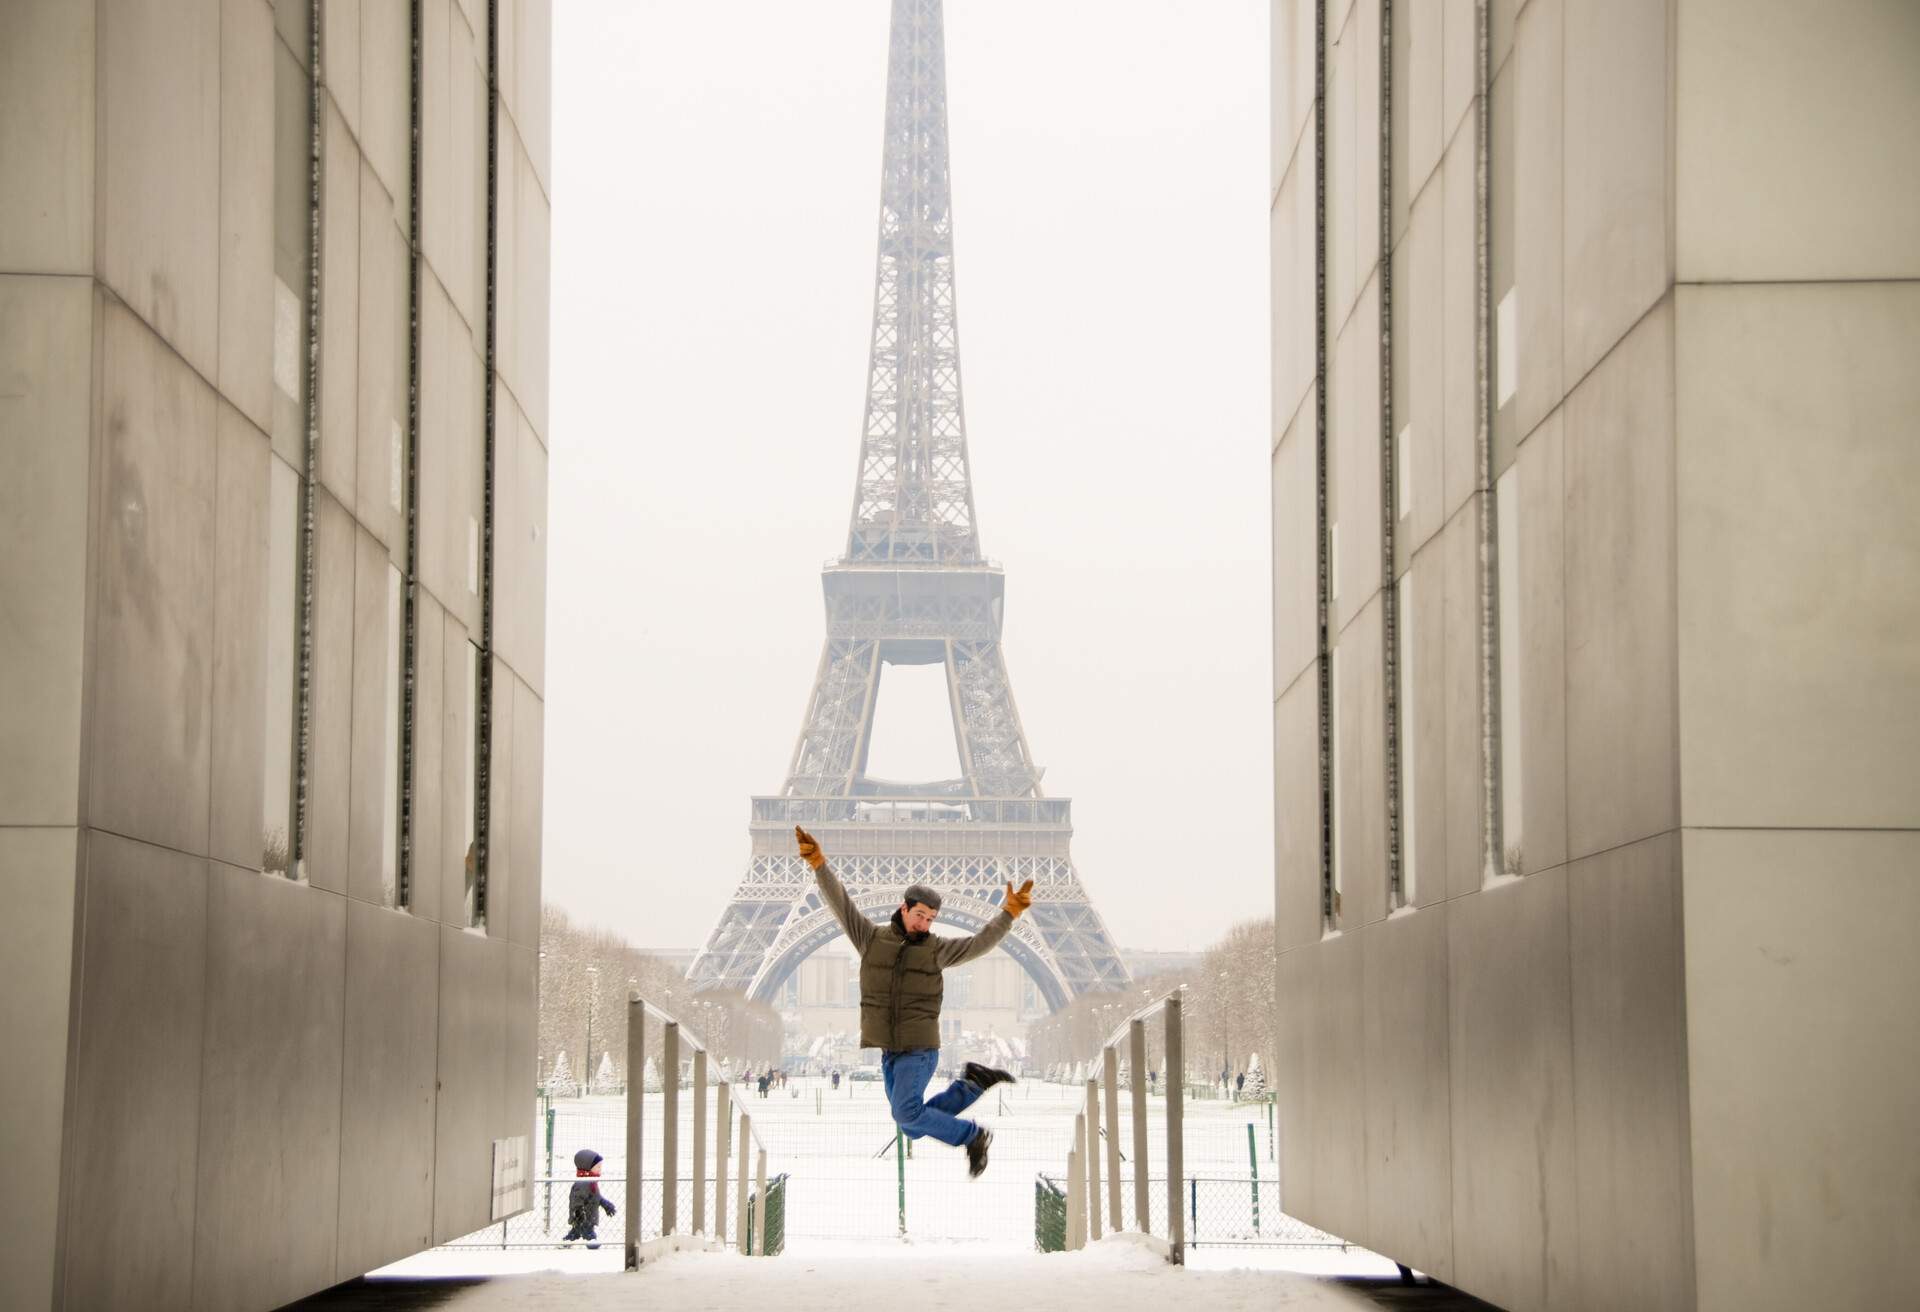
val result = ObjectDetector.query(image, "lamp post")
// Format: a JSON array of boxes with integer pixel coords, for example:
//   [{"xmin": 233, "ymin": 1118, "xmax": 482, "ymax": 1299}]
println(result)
[
  {"xmin": 536, "ymin": 949, "xmax": 549, "ymax": 1090},
  {"xmin": 585, "ymin": 965, "xmax": 599, "ymax": 1095}
]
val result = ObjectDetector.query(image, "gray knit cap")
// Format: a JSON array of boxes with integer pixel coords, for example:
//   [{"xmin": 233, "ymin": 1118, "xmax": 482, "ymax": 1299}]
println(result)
[{"xmin": 901, "ymin": 883, "xmax": 943, "ymax": 912}]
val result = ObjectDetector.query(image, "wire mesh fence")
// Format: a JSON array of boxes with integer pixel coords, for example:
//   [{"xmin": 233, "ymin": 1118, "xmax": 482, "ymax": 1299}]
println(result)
[
  {"xmin": 1034, "ymin": 1175, "xmax": 1066, "ymax": 1251},
  {"xmin": 438, "ymin": 1087, "xmax": 780, "ymax": 1249},
  {"xmin": 1183, "ymin": 1178, "xmax": 1346, "ymax": 1248},
  {"xmin": 747, "ymin": 1174, "xmax": 788, "ymax": 1256},
  {"xmin": 440, "ymin": 1077, "xmax": 1301, "ymax": 1251},
  {"xmin": 1033, "ymin": 1174, "xmax": 1345, "ymax": 1251},
  {"xmin": 438, "ymin": 1175, "xmax": 646, "ymax": 1249}
]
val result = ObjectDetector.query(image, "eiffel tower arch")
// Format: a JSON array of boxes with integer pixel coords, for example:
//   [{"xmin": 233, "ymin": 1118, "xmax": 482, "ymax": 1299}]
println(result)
[{"xmin": 689, "ymin": 0, "xmax": 1129, "ymax": 1012}]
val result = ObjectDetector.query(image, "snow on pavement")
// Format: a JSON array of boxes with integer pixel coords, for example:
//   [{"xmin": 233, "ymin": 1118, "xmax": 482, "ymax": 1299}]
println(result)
[{"xmin": 367, "ymin": 1235, "xmax": 1378, "ymax": 1310}]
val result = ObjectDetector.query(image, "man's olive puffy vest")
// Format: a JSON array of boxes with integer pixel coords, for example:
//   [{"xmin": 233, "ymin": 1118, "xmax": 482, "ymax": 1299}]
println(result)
[
  {"xmin": 808, "ymin": 861, "xmax": 1013, "ymax": 1050},
  {"xmin": 859, "ymin": 921, "xmax": 944, "ymax": 1051}
]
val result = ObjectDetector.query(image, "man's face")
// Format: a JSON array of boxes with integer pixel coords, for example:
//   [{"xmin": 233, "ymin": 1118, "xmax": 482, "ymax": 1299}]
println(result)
[{"xmin": 900, "ymin": 901, "xmax": 939, "ymax": 935}]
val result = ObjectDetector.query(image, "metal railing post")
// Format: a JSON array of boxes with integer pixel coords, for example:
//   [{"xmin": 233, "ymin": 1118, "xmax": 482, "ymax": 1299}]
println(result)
[
  {"xmin": 1247, "ymin": 1121, "xmax": 1262, "ymax": 1236},
  {"xmin": 624, "ymin": 993, "xmax": 644, "ymax": 1270},
  {"xmin": 1068, "ymin": 1112, "xmax": 1086, "ymax": 1250},
  {"xmin": 753, "ymin": 1147, "xmax": 768, "ymax": 1256},
  {"xmin": 544, "ymin": 1103, "xmax": 556, "ymax": 1234},
  {"xmin": 1084, "ymin": 1078, "xmax": 1103, "ymax": 1241},
  {"xmin": 692, "ymin": 1050, "xmax": 708, "ymax": 1233},
  {"xmin": 735, "ymin": 1111, "xmax": 750, "ymax": 1254},
  {"xmin": 1129, "ymin": 1019, "xmax": 1149, "ymax": 1233},
  {"xmin": 715, "ymin": 1080, "xmax": 731, "ymax": 1246},
  {"xmin": 661, "ymin": 1022, "xmax": 680, "ymax": 1235},
  {"xmin": 1103, "ymin": 1046, "xmax": 1122, "ymax": 1233},
  {"xmin": 1164, "ymin": 994, "xmax": 1185, "ymax": 1265}
]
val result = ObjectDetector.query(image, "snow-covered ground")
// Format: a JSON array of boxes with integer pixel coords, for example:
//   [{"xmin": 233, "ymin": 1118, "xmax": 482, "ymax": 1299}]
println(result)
[
  {"xmin": 443, "ymin": 1075, "xmax": 1335, "ymax": 1248},
  {"xmin": 374, "ymin": 1233, "xmax": 1392, "ymax": 1309},
  {"xmin": 399, "ymin": 1074, "xmax": 1405, "ymax": 1311}
]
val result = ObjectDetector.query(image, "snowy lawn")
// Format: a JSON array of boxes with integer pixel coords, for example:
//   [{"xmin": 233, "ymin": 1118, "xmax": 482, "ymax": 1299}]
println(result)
[
  {"xmin": 397, "ymin": 1076, "xmax": 1405, "ymax": 1307},
  {"xmin": 372, "ymin": 1233, "xmax": 1387, "ymax": 1309},
  {"xmin": 457, "ymin": 1076, "xmax": 1329, "ymax": 1248}
]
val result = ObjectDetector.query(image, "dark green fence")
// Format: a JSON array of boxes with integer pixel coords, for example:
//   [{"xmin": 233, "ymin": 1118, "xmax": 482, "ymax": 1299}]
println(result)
[
  {"xmin": 747, "ymin": 1172, "xmax": 788, "ymax": 1256},
  {"xmin": 1034, "ymin": 1172, "xmax": 1348, "ymax": 1252},
  {"xmin": 1033, "ymin": 1174, "xmax": 1067, "ymax": 1252}
]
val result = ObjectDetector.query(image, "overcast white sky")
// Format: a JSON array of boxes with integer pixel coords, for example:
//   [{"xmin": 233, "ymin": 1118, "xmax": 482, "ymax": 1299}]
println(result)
[{"xmin": 544, "ymin": 1, "xmax": 1272, "ymax": 954}]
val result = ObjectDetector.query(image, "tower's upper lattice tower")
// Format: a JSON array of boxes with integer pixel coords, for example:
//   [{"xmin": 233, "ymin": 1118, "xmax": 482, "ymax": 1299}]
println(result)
[
  {"xmin": 690, "ymin": 0, "xmax": 1129, "ymax": 1008},
  {"xmin": 846, "ymin": 0, "xmax": 980, "ymax": 566}
]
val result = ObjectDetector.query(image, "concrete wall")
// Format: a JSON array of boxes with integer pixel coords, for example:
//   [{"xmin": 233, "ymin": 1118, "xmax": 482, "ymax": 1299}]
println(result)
[
  {"xmin": 0, "ymin": 1, "xmax": 550, "ymax": 1308},
  {"xmin": 1269, "ymin": 1, "xmax": 1917, "ymax": 1308},
  {"xmin": 1669, "ymin": 3, "xmax": 1920, "ymax": 1304}
]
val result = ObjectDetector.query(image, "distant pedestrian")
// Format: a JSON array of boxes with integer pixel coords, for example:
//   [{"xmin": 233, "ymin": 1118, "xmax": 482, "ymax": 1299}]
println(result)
[
  {"xmin": 758, "ymin": 1072, "xmax": 770, "ymax": 1098},
  {"xmin": 832, "ymin": 1070, "xmax": 842, "ymax": 1091},
  {"xmin": 1235, "ymin": 1071, "xmax": 1246, "ymax": 1097},
  {"xmin": 563, "ymin": 1149, "xmax": 616, "ymax": 1248}
]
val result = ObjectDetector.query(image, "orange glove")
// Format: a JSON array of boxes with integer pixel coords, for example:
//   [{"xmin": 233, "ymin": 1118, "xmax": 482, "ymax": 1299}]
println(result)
[
  {"xmin": 795, "ymin": 826, "xmax": 826, "ymax": 870},
  {"xmin": 1003, "ymin": 878, "xmax": 1034, "ymax": 919}
]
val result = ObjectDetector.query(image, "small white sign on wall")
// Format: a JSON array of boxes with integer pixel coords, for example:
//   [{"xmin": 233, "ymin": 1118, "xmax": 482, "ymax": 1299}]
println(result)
[
  {"xmin": 390, "ymin": 419, "xmax": 405, "ymax": 512},
  {"xmin": 273, "ymin": 278, "xmax": 301, "ymax": 400},
  {"xmin": 491, "ymin": 1134, "xmax": 530, "ymax": 1220},
  {"xmin": 1496, "ymin": 288, "xmax": 1518, "ymax": 409}
]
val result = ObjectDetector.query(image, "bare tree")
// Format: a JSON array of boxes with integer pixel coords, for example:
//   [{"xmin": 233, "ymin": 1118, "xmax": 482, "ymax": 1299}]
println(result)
[
  {"xmin": 537, "ymin": 904, "xmax": 781, "ymax": 1090},
  {"xmin": 1025, "ymin": 918, "xmax": 1276, "ymax": 1092}
]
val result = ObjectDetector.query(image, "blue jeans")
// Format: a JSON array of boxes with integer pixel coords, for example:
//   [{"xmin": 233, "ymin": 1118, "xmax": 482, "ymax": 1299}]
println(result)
[{"xmin": 881, "ymin": 1048, "xmax": 983, "ymax": 1148}]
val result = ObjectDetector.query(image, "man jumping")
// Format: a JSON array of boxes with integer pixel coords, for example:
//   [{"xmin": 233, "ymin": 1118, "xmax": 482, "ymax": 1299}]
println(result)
[{"xmin": 795, "ymin": 825, "xmax": 1034, "ymax": 1178}]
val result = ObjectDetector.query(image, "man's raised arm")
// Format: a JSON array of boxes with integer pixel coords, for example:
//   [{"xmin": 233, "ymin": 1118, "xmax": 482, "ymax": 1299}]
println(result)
[
  {"xmin": 934, "ymin": 879, "xmax": 1035, "ymax": 969},
  {"xmin": 796, "ymin": 826, "xmax": 875, "ymax": 956}
]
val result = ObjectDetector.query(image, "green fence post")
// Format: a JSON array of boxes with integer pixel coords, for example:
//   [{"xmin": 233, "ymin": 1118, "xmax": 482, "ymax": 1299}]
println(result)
[
  {"xmin": 895, "ymin": 1128, "xmax": 907, "ymax": 1238},
  {"xmin": 543, "ymin": 1104, "xmax": 556, "ymax": 1233},
  {"xmin": 1247, "ymin": 1122, "xmax": 1262, "ymax": 1236}
]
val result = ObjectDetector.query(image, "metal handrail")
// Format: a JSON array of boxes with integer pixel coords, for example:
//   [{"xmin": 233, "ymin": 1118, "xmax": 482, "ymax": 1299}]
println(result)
[
  {"xmin": 1100, "ymin": 985, "xmax": 1185, "ymax": 1052},
  {"xmin": 638, "ymin": 998, "xmax": 704, "ymax": 1042},
  {"xmin": 625, "ymin": 994, "xmax": 781, "ymax": 1270},
  {"xmin": 1061, "ymin": 987, "xmax": 1185, "ymax": 1264}
]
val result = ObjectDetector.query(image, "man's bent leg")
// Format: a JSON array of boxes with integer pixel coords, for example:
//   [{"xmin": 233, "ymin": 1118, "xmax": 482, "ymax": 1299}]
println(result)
[
  {"xmin": 925, "ymin": 1076, "xmax": 984, "ymax": 1116},
  {"xmin": 885, "ymin": 1048, "xmax": 977, "ymax": 1148}
]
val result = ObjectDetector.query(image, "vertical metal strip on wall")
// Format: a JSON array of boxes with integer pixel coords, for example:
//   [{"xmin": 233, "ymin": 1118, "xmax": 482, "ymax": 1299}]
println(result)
[
  {"xmin": 476, "ymin": 0, "xmax": 502, "ymax": 923},
  {"xmin": 1314, "ymin": 0, "xmax": 1334, "ymax": 929},
  {"xmin": 1474, "ymin": 0, "xmax": 1505, "ymax": 882},
  {"xmin": 291, "ymin": 0, "xmax": 325, "ymax": 878},
  {"xmin": 398, "ymin": 0, "xmax": 425, "ymax": 908},
  {"xmin": 1378, "ymin": 0, "xmax": 1402, "ymax": 907}
]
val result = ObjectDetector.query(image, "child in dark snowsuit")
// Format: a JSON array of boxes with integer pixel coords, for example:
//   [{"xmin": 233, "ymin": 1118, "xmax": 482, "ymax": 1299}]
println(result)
[{"xmin": 564, "ymin": 1148, "xmax": 617, "ymax": 1247}]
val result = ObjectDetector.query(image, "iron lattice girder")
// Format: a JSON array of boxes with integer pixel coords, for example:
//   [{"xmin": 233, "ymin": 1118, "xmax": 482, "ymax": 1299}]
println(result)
[
  {"xmin": 822, "ymin": 563, "xmax": 1004, "ymax": 642},
  {"xmin": 687, "ymin": 853, "xmax": 1131, "ymax": 1008},
  {"xmin": 688, "ymin": 0, "xmax": 1129, "ymax": 1014},
  {"xmin": 849, "ymin": 0, "xmax": 979, "ymax": 566}
]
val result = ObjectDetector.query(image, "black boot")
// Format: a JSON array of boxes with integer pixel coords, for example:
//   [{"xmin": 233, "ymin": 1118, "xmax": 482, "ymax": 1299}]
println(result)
[
  {"xmin": 966, "ymin": 1126, "xmax": 992, "ymax": 1178},
  {"xmin": 963, "ymin": 1061, "xmax": 1016, "ymax": 1092}
]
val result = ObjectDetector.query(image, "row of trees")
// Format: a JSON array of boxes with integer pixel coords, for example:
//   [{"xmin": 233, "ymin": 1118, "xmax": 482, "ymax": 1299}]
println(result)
[
  {"xmin": 1027, "ymin": 918, "xmax": 1276, "ymax": 1089},
  {"xmin": 537, "ymin": 904, "xmax": 783, "ymax": 1090}
]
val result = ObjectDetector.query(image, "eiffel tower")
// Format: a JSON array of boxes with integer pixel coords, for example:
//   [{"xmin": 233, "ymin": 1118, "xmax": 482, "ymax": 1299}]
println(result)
[{"xmin": 688, "ymin": 0, "xmax": 1129, "ymax": 1013}]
